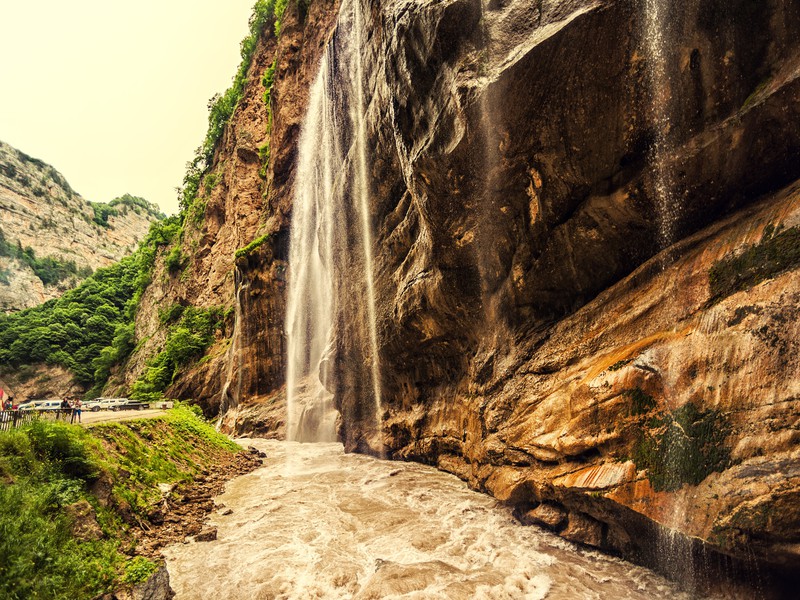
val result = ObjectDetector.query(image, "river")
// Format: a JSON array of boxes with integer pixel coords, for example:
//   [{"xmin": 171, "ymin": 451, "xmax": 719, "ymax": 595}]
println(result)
[{"xmin": 164, "ymin": 440, "xmax": 698, "ymax": 599}]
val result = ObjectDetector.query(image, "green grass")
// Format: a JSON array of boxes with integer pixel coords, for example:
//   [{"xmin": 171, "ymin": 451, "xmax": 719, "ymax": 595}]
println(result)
[
  {"xmin": 0, "ymin": 421, "xmax": 120, "ymax": 599},
  {"xmin": 234, "ymin": 233, "xmax": 271, "ymax": 259},
  {"xmin": 0, "ymin": 408, "xmax": 240, "ymax": 599}
]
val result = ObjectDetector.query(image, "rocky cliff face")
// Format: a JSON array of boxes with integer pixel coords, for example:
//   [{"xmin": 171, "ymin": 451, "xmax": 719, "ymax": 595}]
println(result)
[
  {"xmin": 137, "ymin": 0, "xmax": 800, "ymax": 588},
  {"xmin": 0, "ymin": 140, "xmax": 163, "ymax": 312},
  {"xmin": 115, "ymin": 0, "xmax": 342, "ymax": 406}
]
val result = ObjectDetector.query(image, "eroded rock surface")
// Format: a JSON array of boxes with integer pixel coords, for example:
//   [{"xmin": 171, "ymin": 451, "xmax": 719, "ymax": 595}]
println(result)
[
  {"xmin": 134, "ymin": 0, "xmax": 800, "ymax": 586},
  {"xmin": 0, "ymin": 140, "xmax": 162, "ymax": 312}
]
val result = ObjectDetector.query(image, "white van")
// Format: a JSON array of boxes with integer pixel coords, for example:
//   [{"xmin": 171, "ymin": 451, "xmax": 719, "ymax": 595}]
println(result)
[
  {"xmin": 83, "ymin": 399, "xmax": 104, "ymax": 412},
  {"xmin": 39, "ymin": 400, "xmax": 65, "ymax": 411},
  {"xmin": 19, "ymin": 400, "xmax": 62, "ymax": 411},
  {"xmin": 18, "ymin": 401, "xmax": 44, "ymax": 411}
]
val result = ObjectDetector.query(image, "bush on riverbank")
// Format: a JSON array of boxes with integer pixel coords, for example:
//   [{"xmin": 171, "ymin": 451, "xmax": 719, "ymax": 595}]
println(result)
[{"xmin": 0, "ymin": 406, "xmax": 240, "ymax": 599}]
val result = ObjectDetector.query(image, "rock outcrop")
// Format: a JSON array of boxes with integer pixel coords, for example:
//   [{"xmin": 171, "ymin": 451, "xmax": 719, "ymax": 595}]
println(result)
[
  {"xmin": 133, "ymin": 0, "xmax": 800, "ymax": 589},
  {"xmin": 0, "ymin": 140, "xmax": 163, "ymax": 312}
]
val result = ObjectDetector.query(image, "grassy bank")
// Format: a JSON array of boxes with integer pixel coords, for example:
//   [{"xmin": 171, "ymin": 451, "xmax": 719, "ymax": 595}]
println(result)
[{"xmin": 0, "ymin": 405, "xmax": 239, "ymax": 599}]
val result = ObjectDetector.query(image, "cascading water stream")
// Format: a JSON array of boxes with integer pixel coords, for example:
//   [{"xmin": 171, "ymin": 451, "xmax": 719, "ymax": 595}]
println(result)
[
  {"xmin": 285, "ymin": 0, "xmax": 383, "ymax": 447},
  {"xmin": 350, "ymin": 0, "xmax": 384, "ymax": 447},
  {"xmin": 218, "ymin": 270, "xmax": 249, "ymax": 426},
  {"xmin": 642, "ymin": 0, "xmax": 696, "ymax": 584},
  {"xmin": 643, "ymin": 0, "xmax": 678, "ymax": 251}
]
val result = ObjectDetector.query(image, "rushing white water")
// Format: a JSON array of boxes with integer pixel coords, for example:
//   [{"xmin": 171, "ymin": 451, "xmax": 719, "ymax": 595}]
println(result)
[
  {"xmin": 165, "ymin": 440, "xmax": 698, "ymax": 599},
  {"xmin": 285, "ymin": 0, "xmax": 383, "ymax": 445}
]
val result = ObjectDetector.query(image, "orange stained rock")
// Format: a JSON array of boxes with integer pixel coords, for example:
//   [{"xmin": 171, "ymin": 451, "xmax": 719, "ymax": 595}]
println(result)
[
  {"xmin": 553, "ymin": 461, "xmax": 637, "ymax": 491},
  {"xmin": 582, "ymin": 327, "xmax": 693, "ymax": 383}
]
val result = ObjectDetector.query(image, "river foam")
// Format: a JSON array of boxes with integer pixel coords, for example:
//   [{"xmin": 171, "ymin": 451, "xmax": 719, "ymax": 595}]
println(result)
[{"xmin": 164, "ymin": 440, "xmax": 696, "ymax": 599}]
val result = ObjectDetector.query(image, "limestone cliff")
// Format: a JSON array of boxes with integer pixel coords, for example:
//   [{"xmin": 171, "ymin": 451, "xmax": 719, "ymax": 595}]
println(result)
[
  {"xmin": 132, "ymin": 0, "xmax": 800, "ymax": 588},
  {"xmin": 0, "ymin": 140, "xmax": 163, "ymax": 312}
]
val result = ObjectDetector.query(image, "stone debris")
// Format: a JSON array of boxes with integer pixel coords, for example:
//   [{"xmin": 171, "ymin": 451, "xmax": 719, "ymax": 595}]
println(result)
[
  {"xmin": 194, "ymin": 527, "xmax": 218, "ymax": 542},
  {"xmin": 130, "ymin": 449, "xmax": 263, "ymax": 560},
  {"xmin": 561, "ymin": 512, "xmax": 604, "ymax": 549}
]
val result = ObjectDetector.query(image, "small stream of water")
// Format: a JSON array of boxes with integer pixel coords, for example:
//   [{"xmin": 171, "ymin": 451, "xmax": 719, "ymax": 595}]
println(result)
[{"xmin": 165, "ymin": 440, "xmax": 698, "ymax": 599}]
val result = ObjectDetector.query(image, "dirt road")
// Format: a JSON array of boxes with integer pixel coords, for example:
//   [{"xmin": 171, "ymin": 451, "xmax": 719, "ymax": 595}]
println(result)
[{"xmin": 80, "ymin": 408, "xmax": 167, "ymax": 426}]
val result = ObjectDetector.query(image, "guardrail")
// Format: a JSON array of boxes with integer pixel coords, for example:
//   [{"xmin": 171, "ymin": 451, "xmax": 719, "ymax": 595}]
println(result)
[{"xmin": 0, "ymin": 409, "xmax": 77, "ymax": 431}]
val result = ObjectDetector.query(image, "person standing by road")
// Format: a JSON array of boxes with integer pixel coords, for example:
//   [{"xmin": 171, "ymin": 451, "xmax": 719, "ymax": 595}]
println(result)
[
  {"xmin": 60, "ymin": 397, "xmax": 71, "ymax": 421},
  {"xmin": 72, "ymin": 398, "xmax": 82, "ymax": 424}
]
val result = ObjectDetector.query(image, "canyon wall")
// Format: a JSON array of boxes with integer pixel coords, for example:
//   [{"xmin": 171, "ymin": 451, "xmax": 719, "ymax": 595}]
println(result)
[
  {"xmin": 0, "ymin": 140, "xmax": 162, "ymax": 312},
  {"xmin": 340, "ymin": 0, "xmax": 800, "ymax": 582},
  {"xmin": 136, "ymin": 0, "xmax": 800, "ymax": 584}
]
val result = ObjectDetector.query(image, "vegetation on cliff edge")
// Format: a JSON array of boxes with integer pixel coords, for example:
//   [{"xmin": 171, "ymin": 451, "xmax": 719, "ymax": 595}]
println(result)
[
  {"xmin": 179, "ymin": 0, "xmax": 292, "ymax": 213},
  {"xmin": 0, "ymin": 228, "xmax": 92, "ymax": 286},
  {"xmin": 0, "ymin": 406, "xmax": 239, "ymax": 599},
  {"xmin": 0, "ymin": 217, "xmax": 182, "ymax": 395},
  {"xmin": 708, "ymin": 224, "xmax": 800, "ymax": 303},
  {"xmin": 130, "ymin": 306, "xmax": 227, "ymax": 403},
  {"xmin": 91, "ymin": 194, "xmax": 165, "ymax": 228}
]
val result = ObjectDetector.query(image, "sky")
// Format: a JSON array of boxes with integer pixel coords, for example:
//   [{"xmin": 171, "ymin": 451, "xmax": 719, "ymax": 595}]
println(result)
[{"xmin": 0, "ymin": 0, "xmax": 258, "ymax": 216}]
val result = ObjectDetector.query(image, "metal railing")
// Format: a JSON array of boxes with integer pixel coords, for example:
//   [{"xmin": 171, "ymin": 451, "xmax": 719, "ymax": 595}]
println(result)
[{"xmin": 0, "ymin": 409, "xmax": 77, "ymax": 432}]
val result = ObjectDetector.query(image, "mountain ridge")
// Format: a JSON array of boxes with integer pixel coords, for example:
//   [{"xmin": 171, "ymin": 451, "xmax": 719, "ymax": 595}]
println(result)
[{"xmin": 0, "ymin": 139, "xmax": 164, "ymax": 312}]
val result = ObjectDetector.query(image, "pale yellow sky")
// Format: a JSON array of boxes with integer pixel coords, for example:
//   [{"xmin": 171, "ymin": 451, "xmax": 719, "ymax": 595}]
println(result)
[{"xmin": 0, "ymin": 0, "xmax": 258, "ymax": 215}]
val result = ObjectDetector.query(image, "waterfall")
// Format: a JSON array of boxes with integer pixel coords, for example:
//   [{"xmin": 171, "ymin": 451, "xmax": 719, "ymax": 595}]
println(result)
[
  {"xmin": 643, "ymin": 0, "xmax": 678, "ymax": 250},
  {"xmin": 218, "ymin": 269, "xmax": 249, "ymax": 425},
  {"xmin": 351, "ymin": 0, "xmax": 384, "ymax": 443},
  {"xmin": 285, "ymin": 0, "xmax": 383, "ymax": 447},
  {"xmin": 642, "ymin": 0, "xmax": 696, "ymax": 586}
]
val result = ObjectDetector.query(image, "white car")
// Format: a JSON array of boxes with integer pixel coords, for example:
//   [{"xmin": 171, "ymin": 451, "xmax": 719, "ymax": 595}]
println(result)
[
  {"xmin": 83, "ymin": 399, "xmax": 104, "ymax": 412},
  {"xmin": 19, "ymin": 400, "xmax": 62, "ymax": 411},
  {"xmin": 96, "ymin": 398, "xmax": 130, "ymax": 411}
]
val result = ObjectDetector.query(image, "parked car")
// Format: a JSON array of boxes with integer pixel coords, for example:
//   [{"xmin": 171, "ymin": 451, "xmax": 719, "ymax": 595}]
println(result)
[
  {"xmin": 95, "ymin": 398, "xmax": 129, "ymax": 411},
  {"xmin": 37, "ymin": 400, "xmax": 64, "ymax": 411},
  {"xmin": 19, "ymin": 400, "xmax": 62, "ymax": 411},
  {"xmin": 98, "ymin": 398, "xmax": 148, "ymax": 411},
  {"xmin": 83, "ymin": 399, "xmax": 104, "ymax": 412},
  {"xmin": 118, "ymin": 400, "xmax": 150, "ymax": 411}
]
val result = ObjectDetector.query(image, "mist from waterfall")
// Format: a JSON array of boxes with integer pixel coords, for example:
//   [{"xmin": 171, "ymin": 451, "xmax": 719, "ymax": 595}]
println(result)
[
  {"xmin": 643, "ymin": 0, "xmax": 678, "ymax": 250},
  {"xmin": 285, "ymin": 0, "xmax": 383, "ymax": 446}
]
